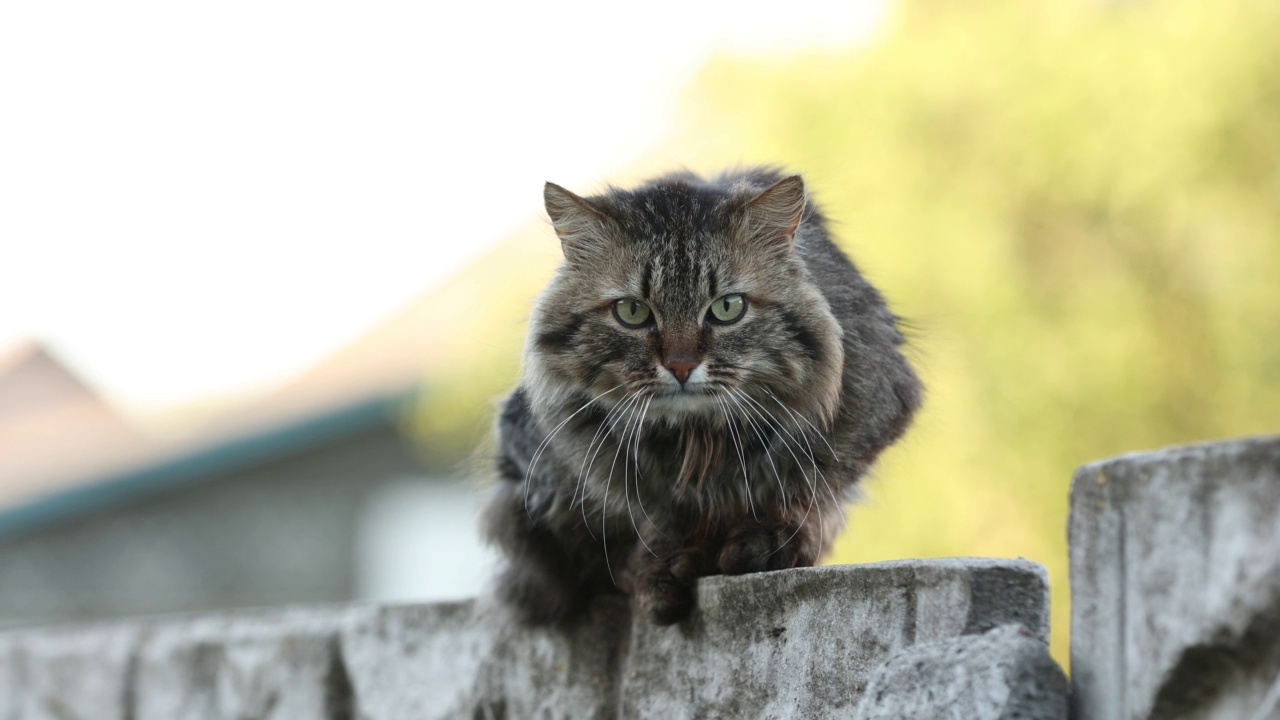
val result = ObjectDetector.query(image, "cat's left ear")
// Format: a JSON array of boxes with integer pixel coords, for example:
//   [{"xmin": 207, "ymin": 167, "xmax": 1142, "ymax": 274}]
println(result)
[{"xmin": 740, "ymin": 175, "xmax": 807, "ymax": 245}]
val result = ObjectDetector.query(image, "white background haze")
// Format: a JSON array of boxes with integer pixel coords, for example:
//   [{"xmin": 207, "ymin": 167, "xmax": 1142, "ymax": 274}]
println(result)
[{"xmin": 0, "ymin": 0, "xmax": 884, "ymax": 414}]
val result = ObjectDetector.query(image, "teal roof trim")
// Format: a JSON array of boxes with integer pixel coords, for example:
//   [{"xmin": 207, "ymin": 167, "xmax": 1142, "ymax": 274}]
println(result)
[{"xmin": 0, "ymin": 391, "xmax": 414, "ymax": 541}]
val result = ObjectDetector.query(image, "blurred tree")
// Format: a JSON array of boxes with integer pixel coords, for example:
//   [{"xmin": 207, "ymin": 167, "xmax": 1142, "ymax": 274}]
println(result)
[
  {"xmin": 406, "ymin": 221, "xmax": 561, "ymax": 471},
  {"xmin": 668, "ymin": 0, "xmax": 1280, "ymax": 663},
  {"xmin": 415, "ymin": 0, "xmax": 1280, "ymax": 666}
]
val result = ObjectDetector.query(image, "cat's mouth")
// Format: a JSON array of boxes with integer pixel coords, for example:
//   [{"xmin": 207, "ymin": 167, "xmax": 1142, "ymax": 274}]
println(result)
[{"xmin": 644, "ymin": 385, "xmax": 725, "ymax": 416}]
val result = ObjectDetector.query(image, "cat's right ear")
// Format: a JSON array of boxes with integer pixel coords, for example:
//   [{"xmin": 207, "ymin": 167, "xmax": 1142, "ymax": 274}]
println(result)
[
  {"xmin": 740, "ymin": 175, "xmax": 807, "ymax": 245},
  {"xmin": 544, "ymin": 182, "xmax": 610, "ymax": 265}
]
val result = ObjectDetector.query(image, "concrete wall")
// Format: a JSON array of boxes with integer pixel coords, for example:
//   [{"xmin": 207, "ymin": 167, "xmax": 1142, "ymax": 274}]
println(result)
[
  {"xmin": 1070, "ymin": 435, "xmax": 1280, "ymax": 720},
  {"xmin": 3, "ymin": 435, "xmax": 1277, "ymax": 718},
  {"xmin": 0, "ymin": 559, "xmax": 1066, "ymax": 719}
]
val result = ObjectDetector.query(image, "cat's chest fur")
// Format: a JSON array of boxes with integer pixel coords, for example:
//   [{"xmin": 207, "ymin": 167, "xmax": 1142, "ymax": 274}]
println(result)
[{"xmin": 538, "ymin": 398, "xmax": 830, "ymax": 527}]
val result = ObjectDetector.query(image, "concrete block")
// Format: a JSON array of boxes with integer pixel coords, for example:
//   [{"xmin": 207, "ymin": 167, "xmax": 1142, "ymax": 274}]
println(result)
[
  {"xmin": 342, "ymin": 597, "xmax": 630, "ymax": 720},
  {"xmin": 1070, "ymin": 435, "xmax": 1280, "ymax": 720},
  {"xmin": 129, "ymin": 606, "xmax": 361, "ymax": 720},
  {"xmin": 618, "ymin": 558, "xmax": 1051, "ymax": 719},
  {"xmin": 852, "ymin": 624, "xmax": 1068, "ymax": 720},
  {"xmin": 0, "ymin": 624, "xmax": 139, "ymax": 720},
  {"xmin": 0, "ymin": 640, "xmax": 15, "ymax": 718}
]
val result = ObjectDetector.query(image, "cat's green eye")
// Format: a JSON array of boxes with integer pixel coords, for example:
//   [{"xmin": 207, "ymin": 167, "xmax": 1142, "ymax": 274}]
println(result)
[
  {"xmin": 708, "ymin": 294, "xmax": 747, "ymax": 324},
  {"xmin": 613, "ymin": 298, "xmax": 653, "ymax": 328}
]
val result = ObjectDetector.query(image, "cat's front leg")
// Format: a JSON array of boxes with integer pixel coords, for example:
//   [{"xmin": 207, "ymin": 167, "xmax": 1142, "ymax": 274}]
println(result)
[{"xmin": 627, "ymin": 528, "xmax": 711, "ymax": 625}]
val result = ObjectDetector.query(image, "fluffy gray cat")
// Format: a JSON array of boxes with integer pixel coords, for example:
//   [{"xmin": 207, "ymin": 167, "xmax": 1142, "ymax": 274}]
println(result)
[{"xmin": 482, "ymin": 168, "xmax": 922, "ymax": 625}]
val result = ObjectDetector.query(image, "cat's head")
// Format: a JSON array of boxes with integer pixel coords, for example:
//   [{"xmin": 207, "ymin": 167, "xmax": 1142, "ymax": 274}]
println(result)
[{"xmin": 524, "ymin": 171, "xmax": 844, "ymax": 427}]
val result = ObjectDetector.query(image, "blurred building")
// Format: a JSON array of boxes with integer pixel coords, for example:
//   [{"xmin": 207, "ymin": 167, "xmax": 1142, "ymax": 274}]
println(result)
[{"xmin": 0, "ymin": 325, "xmax": 495, "ymax": 627}]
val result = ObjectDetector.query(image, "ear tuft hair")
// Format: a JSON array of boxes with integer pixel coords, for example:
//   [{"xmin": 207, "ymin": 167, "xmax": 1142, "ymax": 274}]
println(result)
[
  {"xmin": 544, "ymin": 182, "xmax": 610, "ymax": 264},
  {"xmin": 741, "ymin": 175, "xmax": 807, "ymax": 244}
]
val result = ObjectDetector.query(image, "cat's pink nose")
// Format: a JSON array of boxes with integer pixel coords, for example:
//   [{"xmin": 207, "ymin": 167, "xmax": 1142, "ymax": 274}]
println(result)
[{"xmin": 665, "ymin": 360, "xmax": 699, "ymax": 384}]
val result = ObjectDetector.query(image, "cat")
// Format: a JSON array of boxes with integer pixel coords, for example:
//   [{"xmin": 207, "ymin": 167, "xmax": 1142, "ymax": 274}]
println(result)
[{"xmin": 482, "ymin": 167, "xmax": 922, "ymax": 626}]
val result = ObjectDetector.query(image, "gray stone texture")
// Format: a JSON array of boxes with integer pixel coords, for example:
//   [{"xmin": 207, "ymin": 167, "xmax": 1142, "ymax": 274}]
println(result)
[
  {"xmin": 853, "ymin": 624, "xmax": 1068, "ymax": 720},
  {"xmin": 618, "ymin": 559, "xmax": 1054, "ymax": 719},
  {"xmin": 0, "ymin": 558, "xmax": 1063, "ymax": 719},
  {"xmin": 130, "ymin": 608, "xmax": 361, "ymax": 719},
  {"xmin": 341, "ymin": 598, "xmax": 629, "ymax": 720},
  {"xmin": 0, "ymin": 624, "xmax": 139, "ymax": 720},
  {"xmin": 1070, "ymin": 435, "xmax": 1280, "ymax": 720}
]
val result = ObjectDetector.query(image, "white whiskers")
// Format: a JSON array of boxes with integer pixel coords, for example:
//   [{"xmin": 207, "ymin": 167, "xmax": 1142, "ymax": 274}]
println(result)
[
  {"xmin": 524, "ymin": 384, "xmax": 624, "ymax": 515},
  {"xmin": 715, "ymin": 394, "xmax": 757, "ymax": 521}
]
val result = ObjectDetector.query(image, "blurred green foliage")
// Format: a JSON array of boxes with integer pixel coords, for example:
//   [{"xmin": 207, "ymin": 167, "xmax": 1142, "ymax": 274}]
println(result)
[
  {"xmin": 417, "ymin": 0, "xmax": 1280, "ymax": 666},
  {"xmin": 672, "ymin": 0, "xmax": 1280, "ymax": 663},
  {"xmin": 406, "ymin": 223, "xmax": 561, "ymax": 472}
]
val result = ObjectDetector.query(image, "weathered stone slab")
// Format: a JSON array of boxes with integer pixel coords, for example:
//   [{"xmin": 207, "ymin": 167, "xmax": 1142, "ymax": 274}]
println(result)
[
  {"xmin": 616, "ymin": 559, "xmax": 1052, "ymax": 720},
  {"xmin": 130, "ymin": 606, "xmax": 362, "ymax": 720},
  {"xmin": 341, "ymin": 597, "xmax": 629, "ymax": 720},
  {"xmin": 1070, "ymin": 435, "xmax": 1280, "ymax": 720},
  {"xmin": 0, "ymin": 624, "xmax": 140, "ymax": 720},
  {"xmin": 852, "ymin": 624, "xmax": 1067, "ymax": 720}
]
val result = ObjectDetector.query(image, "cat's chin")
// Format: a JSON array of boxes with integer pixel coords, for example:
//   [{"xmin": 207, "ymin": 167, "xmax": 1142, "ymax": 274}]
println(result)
[{"xmin": 644, "ymin": 389, "xmax": 724, "ymax": 419}]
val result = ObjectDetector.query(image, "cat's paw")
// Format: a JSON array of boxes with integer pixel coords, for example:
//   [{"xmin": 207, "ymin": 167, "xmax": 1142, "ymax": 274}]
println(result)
[
  {"xmin": 717, "ymin": 525, "xmax": 820, "ymax": 575},
  {"xmin": 637, "ymin": 575, "xmax": 696, "ymax": 625},
  {"xmin": 717, "ymin": 527, "xmax": 777, "ymax": 574},
  {"xmin": 633, "ymin": 548, "xmax": 702, "ymax": 625}
]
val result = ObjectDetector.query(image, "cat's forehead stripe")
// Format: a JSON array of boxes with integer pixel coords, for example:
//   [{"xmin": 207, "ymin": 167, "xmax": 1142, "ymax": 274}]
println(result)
[
  {"xmin": 649, "ymin": 247, "xmax": 693, "ymax": 295},
  {"xmin": 638, "ymin": 244, "xmax": 727, "ymax": 308}
]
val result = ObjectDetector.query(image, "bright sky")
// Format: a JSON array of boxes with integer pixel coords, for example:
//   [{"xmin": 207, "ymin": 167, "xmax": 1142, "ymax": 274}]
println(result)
[{"xmin": 0, "ymin": 0, "xmax": 885, "ymax": 414}]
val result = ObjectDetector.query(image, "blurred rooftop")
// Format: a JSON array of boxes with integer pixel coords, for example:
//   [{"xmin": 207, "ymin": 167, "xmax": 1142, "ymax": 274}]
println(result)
[
  {"xmin": 0, "ymin": 216, "xmax": 563, "ymax": 523},
  {"xmin": 0, "ymin": 342, "xmax": 155, "ymax": 507}
]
